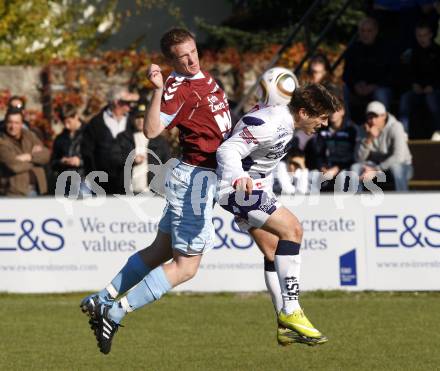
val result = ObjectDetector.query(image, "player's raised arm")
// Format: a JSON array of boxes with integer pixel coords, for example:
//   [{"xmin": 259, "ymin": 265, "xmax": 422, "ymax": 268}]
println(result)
[{"xmin": 144, "ymin": 64, "xmax": 166, "ymax": 139}]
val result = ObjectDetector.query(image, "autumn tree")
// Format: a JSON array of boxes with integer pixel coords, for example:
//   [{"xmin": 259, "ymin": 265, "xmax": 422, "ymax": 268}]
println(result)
[{"xmin": 0, "ymin": 0, "xmax": 174, "ymax": 65}]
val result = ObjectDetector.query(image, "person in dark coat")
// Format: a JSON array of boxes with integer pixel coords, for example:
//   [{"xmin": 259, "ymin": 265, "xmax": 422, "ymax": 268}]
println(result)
[
  {"xmin": 0, "ymin": 109, "xmax": 50, "ymax": 196},
  {"xmin": 399, "ymin": 20, "xmax": 440, "ymax": 134},
  {"xmin": 306, "ymin": 105, "xmax": 358, "ymax": 191},
  {"xmin": 114, "ymin": 103, "xmax": 171, "ymax": 194},
  {"xmin": 51, "ymin": 103, "xmax": 89, "ymax": 197},
  {"xmin": 343, "ymin": 17, "xmax": 395, "ymax": 122},
  {"xmin": 81, "ymin": 87, "xmax": 139, "ymax": 195}
]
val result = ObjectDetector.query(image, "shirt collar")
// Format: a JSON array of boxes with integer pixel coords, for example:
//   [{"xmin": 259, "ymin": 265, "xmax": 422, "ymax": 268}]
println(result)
[
  {"xmin": 171, "ymin": 70, "xmax": 205, "ymax": 80},
  {"xmin": 104, "ymin": 107, "xmax": 128, "ymax": 119}
]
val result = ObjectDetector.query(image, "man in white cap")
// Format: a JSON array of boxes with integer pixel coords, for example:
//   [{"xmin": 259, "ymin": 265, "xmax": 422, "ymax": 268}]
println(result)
[{"xmin": 351, "ymin": 101, "xmax": 413, "ymax": 191}]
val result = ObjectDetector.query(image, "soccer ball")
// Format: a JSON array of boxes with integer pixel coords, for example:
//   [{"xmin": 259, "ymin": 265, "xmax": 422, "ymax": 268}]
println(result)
[{"xmin": 256, "ymin": 67, "xmax": 298, "ymax": 106}]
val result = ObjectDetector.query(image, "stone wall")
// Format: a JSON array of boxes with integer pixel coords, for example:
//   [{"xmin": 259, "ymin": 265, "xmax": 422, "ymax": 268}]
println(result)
[
  {"xmin": 0, "ymin": 43, "xmax": 342, "ymax": 134},
  {"xmin": 0, "ymin": 66, "xmax": 42, "ymax": 111}
]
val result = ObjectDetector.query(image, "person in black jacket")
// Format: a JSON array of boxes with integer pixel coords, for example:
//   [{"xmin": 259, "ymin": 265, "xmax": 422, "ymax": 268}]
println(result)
[
  {"xmin": 399, "ymin": 20, "xmax": 440, "ymax": 134},
  {"xmin": 81, "ymin": 87, "xmax": 139, "ymax": 195},
  {"xmin": 114, "ymin": 103, "xmax": 171, "ymax": 194},
  {"xmin": 305, "ymin": 105, "xmax": 358, "ymax": 191},
  {"xmin": 343, "ymin": 17, "xmax": 395, "ymax": 122},
  {"xmin": 51, "ymin": 103, "xmax": 89, "ymax": 196}
]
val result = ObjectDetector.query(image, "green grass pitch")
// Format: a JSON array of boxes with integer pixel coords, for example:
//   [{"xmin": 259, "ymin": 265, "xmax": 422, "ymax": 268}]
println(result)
[{"xmin": 2, "ymin": 291, "xmax": 440, "ymax": 370}]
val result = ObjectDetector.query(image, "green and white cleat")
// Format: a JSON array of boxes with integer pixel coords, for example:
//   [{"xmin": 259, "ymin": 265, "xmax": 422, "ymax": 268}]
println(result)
[{"xmin": 278, "ymin": 309, "xmax": 328, "ymax": 346}]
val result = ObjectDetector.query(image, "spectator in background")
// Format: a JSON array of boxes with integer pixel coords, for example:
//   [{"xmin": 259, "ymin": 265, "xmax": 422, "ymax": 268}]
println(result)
[
  {"xmin": 305, "ymin": 103, "xmax": 358, "ymax": 191},
  {"xmin": 343, "ymin": 17, "xmax": 394, "ymax": 122},
  {"xmin": 303, "ymin": 54, "xmax": 336, "ymax": 90},
  {"xmin": 82, "ymin": 87, "xmax": 139, "ymax": 195},
  {"xmin": 351, "ymin": 101, "xmax": 413, "ymax": 191},
  {"xmin": 114, "ymin": 102, "xmax": 171, "ymax": 194},
  {"xmin": 0, "ymin": 96, "xmax": 30, "ymax": 133},
  {"xmin": 372, "ymin": 0, "xmax": 439, "ymax": 53},
  {"xmin": 0, "ymin": 109, "xmax": 50, "ymax": 196},
  {"xmin": 399, "ymin": 20, "xmax": 440, "ymax": 134},
  {"xmin": 0, "ymin": 95, "xmax": 50, "ymax": 144},
  {"xmin": 297, "ymin": 56, "xmax": 336, "ymax": 153},
  {"xmin": 51, "ymin": 103, "xmax": 89, "ymax": 197}
]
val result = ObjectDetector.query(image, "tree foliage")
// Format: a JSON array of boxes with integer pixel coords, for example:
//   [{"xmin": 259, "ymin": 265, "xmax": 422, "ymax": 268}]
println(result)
[
  {"xmin": 0, "ymin": 0, "xmax": 171, "ymax": 65},
  {"xmin": 0, "ymin": 1, "xmax": 115, "ymax": 64}
]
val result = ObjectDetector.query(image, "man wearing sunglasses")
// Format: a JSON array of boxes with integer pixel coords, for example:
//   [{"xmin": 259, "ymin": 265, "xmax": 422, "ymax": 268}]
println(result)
[{"xmin": 81, "ymin": 87, "xmax": 139, "ymax": 195}]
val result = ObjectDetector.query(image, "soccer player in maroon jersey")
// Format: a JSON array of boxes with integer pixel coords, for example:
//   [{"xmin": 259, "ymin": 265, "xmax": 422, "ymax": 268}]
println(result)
[{"xmin": 80, "ymin": 28, "xmax": 232, "ymax": 354}]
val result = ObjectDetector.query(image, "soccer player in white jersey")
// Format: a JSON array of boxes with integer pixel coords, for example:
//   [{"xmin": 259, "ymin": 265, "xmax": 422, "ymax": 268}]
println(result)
[{"xmin": 217, "ymin": 83, "xmax": 342, "ymax": 346}]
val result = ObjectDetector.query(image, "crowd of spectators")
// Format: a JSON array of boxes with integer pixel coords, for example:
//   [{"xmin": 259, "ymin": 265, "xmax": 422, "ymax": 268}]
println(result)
[
  {"xmin": 1, "ymin": 5, "xmax": 437, "ymax": 197},
  {"xmin": 275, "ymin": 94, "xmax": 413, "ymax": 195},
  {"xmin": 343, "ymin": 8, "xmax": 440, "ymax": 139},
  {"xmin": 0, "ymin": 91, "xmax": 173, "ymax": 197},
  {"xmin": 275, "ymin": 3, "xmax": 440, "ymax": 195},
  {"xmin": 0, "ymin": 82, "xmax": 417, "ymax": 198}
]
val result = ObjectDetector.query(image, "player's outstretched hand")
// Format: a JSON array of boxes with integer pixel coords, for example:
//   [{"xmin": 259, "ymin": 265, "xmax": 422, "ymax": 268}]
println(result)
[{"xmin": 148, "ymin": 64, "xmax": 164, "ymax": 90}]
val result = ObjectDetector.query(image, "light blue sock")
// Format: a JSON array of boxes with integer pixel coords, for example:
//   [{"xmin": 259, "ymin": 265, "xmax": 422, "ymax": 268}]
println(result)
[
  {"xmin": 108, "ymin": 266, "xmax": 172, "ymax": 323},
  {"xmin": 98, "ymin": 252, "xmax": 151, "ymax": 301}
]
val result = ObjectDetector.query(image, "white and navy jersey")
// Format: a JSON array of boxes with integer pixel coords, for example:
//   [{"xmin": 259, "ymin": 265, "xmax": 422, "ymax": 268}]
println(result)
[{"xmin": 216, "ymin": 104, "xmax": 294, "ymax": 188}]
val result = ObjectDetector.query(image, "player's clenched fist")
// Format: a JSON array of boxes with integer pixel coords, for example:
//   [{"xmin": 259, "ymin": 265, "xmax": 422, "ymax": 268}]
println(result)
[
  {"xmin": 233, "ymin": 177, "xmax": 253, "ymax": 195},
  {"xmin": 147, "ymin": 64, "xmax": 164, "ymax": 90}
]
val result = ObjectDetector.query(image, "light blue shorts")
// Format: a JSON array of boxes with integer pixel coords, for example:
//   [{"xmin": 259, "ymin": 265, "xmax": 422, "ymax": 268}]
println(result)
[{"xmin": 158, "ymin": 161, "xmax": 217, "ymax": 255}]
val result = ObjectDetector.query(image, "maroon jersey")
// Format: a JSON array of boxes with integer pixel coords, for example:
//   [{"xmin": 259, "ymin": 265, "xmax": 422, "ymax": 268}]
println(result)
[{"xmin": 160, "ymin": 71, "xmax": 232, "ymax": 169}]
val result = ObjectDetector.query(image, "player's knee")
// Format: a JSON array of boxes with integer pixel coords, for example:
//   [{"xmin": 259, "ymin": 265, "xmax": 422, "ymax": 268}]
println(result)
[
  {"xmin": 262, "ymin": 248, "xmax": 276, "ymax": 261},
  {"xmin": 279, "ymin": 221, "xmax": 302, "ymax": 241},
  {"xmin": 293, "ymin": 222, "xmax": 303, "ymax": 240}
]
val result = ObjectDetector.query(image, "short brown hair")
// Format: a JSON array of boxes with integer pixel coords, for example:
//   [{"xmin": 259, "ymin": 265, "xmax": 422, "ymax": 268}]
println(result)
[
  {"xmin": 5, "ymin": 107, "xmax": 24, "ymax": 123},
  {"xmin": 59, "ymin": 103, "xmax": 78, "ymax": 122},
  {"xmin": 307, "ymin": 54, "xmax": 331, "ymax": 75},
  {"xmin": 289, "ymin": 84, "xmax": 342, "ymax": 117},
  {"xmin": 160, "ymin": 28, "xmax": 195, "ymax": 59}
]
